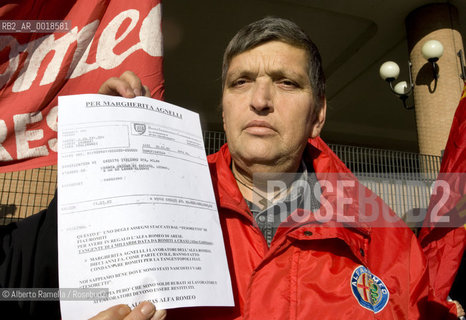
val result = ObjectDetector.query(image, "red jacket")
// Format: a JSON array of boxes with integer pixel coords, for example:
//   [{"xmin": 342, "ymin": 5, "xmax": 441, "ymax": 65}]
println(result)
[{"xmin": 171, "ymin": 138, "xmax": 455, "ymax": 319}]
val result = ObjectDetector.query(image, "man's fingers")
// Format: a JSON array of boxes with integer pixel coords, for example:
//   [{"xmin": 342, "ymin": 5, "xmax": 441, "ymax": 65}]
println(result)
[
  {"xmin": 88, "ymin": 304, "xmax": 131, "ymax": 320},
  {"xmin": 451, "ymin": 300, "xmax": 465, "ymax": 318},
  {"xmin": 142, "ymin": 85, "xmax": 151, "ymax": 97},
  {"xmin": 123, "ymin": 301, "xmax": 156, "ymax": 320},
  {"xmin": 98, "ymin": 71, "xmax": 150, "ymax": 98},
  {"xmin": 88, "ymin": 302, "xmax": 163, "ymax": 320},
  {"xmin": 120, "ymin": 71, "xmax": 145, "ymax": 97},
  {"xmin": 98, "ymin": 77, "xmax": 136, "ymax": 98},
  {"xmin": 122, "ymin": 301, "xmax": 167, "ymax": 320},
  {"xmin": 153, "ymin": 308, "xmax": 167, "ymax": 320},
  {"xmin": 124, "ymin": 302, "xmax": 166, "ymax": 320}
]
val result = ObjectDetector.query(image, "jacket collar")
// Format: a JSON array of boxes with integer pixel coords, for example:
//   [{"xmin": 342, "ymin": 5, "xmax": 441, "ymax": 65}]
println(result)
[
  {"xmin": 208, "ymin": 138, "xmax": 374, "ymax": 238},
  {"xmin": 208, "ymin": 143, "xmax": 251, "ymax": 219}
]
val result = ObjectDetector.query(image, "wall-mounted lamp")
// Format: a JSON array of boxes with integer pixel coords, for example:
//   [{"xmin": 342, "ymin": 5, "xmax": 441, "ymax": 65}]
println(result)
[
  {"xmin": 379, "ymin": 61, "xmax": 414, "ymax": 109},
  {"xmin": 421, "ymin": 40, "xmax": 443, "ymax": 79},
  {"xmin": 379, "ymin": 40, "xmax": 444, "ymax": 110}
]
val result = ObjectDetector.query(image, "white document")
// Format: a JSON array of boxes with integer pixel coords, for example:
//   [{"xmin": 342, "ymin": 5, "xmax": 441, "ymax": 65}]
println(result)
[{"xmin": 57, "ymin": 94, "xmax": 233, "ymax": 319}]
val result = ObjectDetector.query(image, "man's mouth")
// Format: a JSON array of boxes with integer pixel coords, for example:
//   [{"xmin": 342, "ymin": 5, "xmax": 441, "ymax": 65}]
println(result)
[{"xmin": 244, "ymin": 120, "xmax": 276, "ymax": 135}]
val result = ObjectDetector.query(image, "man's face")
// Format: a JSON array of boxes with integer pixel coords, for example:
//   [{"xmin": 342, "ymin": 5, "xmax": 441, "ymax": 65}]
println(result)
[{"xmin": 222, "ymin": 41, "xmax": 325, "ymax": 172}]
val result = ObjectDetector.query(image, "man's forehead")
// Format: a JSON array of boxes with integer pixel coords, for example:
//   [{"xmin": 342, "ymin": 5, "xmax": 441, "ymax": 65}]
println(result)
[{"xmin": 226, "ymin": 41, "xmax": 309, "ymax": 78}]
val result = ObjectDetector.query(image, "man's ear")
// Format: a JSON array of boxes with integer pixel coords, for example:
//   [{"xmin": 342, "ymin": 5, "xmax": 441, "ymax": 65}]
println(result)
[{"xmin": 310, "ymin": 98, "xmax": 327, "ymax": 138}]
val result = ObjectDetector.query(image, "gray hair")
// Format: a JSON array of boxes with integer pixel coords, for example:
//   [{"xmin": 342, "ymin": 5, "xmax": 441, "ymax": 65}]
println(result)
[{"xmin": 222, "ymin": 17, "xmax": 326, "ymax": 109}]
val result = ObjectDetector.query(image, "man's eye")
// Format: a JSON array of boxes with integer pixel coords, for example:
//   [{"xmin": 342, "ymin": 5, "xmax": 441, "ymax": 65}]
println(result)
[
  {"xmin": 278, "ymin": 80, "xmax": 298, "ymax": 88},
  {"xmin": 232, "ymin": 79, "xmax": 248, "ymax": 87}
]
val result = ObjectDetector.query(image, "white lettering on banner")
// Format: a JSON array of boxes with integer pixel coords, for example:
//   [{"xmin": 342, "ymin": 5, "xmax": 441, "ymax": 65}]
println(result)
[
  {"xmin": 40, "ymin": 28, "xmax": 84, "ymax": 86},
  {"xmin": 0, "ymin": 107, "xmax": 58, "ymax": 161},
  {"xmin": 97, "ymin": 9, "xmax": 140, "ymax": 70},
  {"xmin": 139, "ymin": 4, "xmax": 163, "ymax": 57},
  {"xmin": 0, "ymin": 36, "xmax": 20, "ymax": 89},
  {"xmin": 0, "ymin": 4, "xmax": 162, "ymax": 93},
  {"xmin": 0, "ymin": 120, "xmax": 13, "ymax": 161},
  {"xmin": 14, "ymin": 113, "xmax": 48, "ymax": 160},
  {"xmin": 68, "ymin": 21, "xmax": 102, "ymax": 79},
  {"xmin": 0, "ymin": 4, "xmax": 162, "ymax": 163},
  {"xmin": 46, "ymin": 106, "xmax": 58, "ymax": 152},
  {"xmin": 13, "ymin": 29, "xmax": 78, "ymax": 91}
]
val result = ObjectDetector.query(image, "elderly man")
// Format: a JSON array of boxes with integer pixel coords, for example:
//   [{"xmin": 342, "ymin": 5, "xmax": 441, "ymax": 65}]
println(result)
[{"xmin": 0, "ymin": 17, "xmax": 459, "ymax": 320}]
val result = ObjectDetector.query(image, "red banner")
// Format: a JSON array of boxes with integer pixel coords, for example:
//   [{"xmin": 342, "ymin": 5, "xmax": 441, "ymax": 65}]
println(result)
[
  {"xmin": 419, "ymin": 83, "xmax": 466, "ymax": 301},
  {"xmin": 0, "ymin": 0, "xmax": 164, "ymax": 172}
]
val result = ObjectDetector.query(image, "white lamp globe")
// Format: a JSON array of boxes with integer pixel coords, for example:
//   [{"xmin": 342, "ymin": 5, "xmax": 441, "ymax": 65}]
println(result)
[
  {"xmin": 394, "ymin": 81, "xmax": 409, "ymax": 95},
  {"xmin": 421, "ymin": 40, "xmax": 444, "ymax": 61},
  {"xmin": 379, "ymin": 61, "xmax": 400, "ymax": 81}
]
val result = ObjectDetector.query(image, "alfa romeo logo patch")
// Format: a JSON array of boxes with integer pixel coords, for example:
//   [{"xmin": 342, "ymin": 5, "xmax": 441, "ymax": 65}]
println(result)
[{"xmin": 350, "ymin": 265, "xmax": 389, "ymax": 313}]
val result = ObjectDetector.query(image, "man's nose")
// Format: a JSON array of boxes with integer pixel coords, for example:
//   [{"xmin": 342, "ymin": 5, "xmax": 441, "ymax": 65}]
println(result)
[{"xmin": 250, "ymin": 80, "xmax": 273, "ymax": 113}]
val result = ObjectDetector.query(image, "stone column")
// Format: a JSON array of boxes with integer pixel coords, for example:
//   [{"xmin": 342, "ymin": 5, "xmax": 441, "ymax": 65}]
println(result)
[{"xmin": 406, "ymin": 3, "xmax": 464, "ymax": 156}]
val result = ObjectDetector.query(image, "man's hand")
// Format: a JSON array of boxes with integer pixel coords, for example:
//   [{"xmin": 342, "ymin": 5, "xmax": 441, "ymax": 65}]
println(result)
[
  {"xmin": 98, "ymin": 71, "xmax": 151, "ymax": 98},
  {"xmin": 452, "ymin": 300, "xmax": 465, "ymax": 318},
  {"xmin": 89, "ymin": 301, "xmax": 166, "ymax": 320}
]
